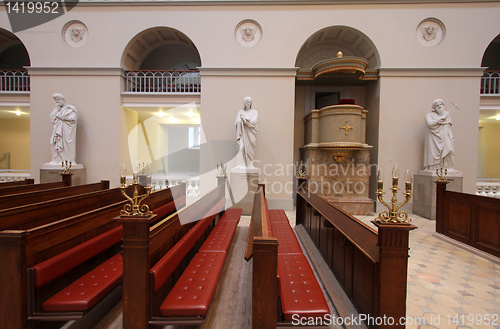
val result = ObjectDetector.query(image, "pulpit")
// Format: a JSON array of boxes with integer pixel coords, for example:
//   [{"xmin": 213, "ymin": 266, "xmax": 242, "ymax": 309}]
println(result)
[{"xmin": 301, "ymin": 99, "xmax": 374, "ymax": 215}]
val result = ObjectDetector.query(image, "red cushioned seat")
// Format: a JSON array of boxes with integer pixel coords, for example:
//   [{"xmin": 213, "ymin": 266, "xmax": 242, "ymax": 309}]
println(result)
[
  {"xmin": 160, "ymin": 252, "xmax": 226, "ymax": 317},
  {"xmin": 270, "ymin": 221, "xmax": 303, "ymax": 255},
  {"xmin": 199, "ymin": 220, "xmax": 238, "ymax": 253},
  {"xmin": 278, "ymin": 254, "xmax": 330, "ymax": 321},
  {"xmin": 269, "ymin": 209, "xmax": 290, "ymax": 223},
  {"xmin": 42, "ymin": 254, "xmax": 123, "ymax": 312},
  {"xmin": 219, "ymin": 208, "xmax": 242, "ymax": 222}
]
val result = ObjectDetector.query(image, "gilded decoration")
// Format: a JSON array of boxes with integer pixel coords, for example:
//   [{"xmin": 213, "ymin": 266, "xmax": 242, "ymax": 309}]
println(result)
[
  {"xmin": 339, "ymin": 121, "xmax": 353, "ymax": 136},
  {"xmin": 331, "ymin": 152, "xmax": 349, "ymax": 163}
]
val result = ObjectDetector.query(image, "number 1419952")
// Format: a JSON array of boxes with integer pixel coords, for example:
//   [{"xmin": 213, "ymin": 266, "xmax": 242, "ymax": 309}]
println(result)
[{"xmin": 5, "ymin": 1, "xmax": 60, "ymax": 14}]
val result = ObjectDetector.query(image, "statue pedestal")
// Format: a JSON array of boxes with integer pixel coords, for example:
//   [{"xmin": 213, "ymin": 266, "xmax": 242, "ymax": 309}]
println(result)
[
  {"xmin": 413, "ymin": 169, "xmax": 463, "ymax": 220},
  {"xmin": 40, "ymin": 163, "xmax": 86, "ymax": 185},
  {"xmin": 229, "ymin": 168, "xmax": 259, "ymax": 215}
]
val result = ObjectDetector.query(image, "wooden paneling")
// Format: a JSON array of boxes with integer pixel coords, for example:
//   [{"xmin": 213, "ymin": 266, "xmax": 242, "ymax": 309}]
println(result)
[{"xmin": 436, "ymin": 182, "xmax": 500, "ymax": 258}]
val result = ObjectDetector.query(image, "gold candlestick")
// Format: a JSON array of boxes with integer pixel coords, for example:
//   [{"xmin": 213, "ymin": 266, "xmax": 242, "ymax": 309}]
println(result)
[
  {"xmin": 376, "ymin": 165, "xmax": 412, "ymax": 223},
  {"xmin": 120, "ymin": 163, "xmax": 152, "ymax": 217}
]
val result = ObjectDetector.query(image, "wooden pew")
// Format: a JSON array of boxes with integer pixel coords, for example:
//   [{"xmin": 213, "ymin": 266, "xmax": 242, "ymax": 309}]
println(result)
[
  {"xmin": 120, "ymin": 180, "xmax": 242, "ymax": 329},
  {"xmin": 0, "ymin": 183, "xmax": 185, "ymax": 329},
  {"xmin": 296, "ymin": 183, "xmax": 417, "ymax": 329},
  {"xmin": 0, "ymin": 178, "xmax": 34, "ymax": 187},
  {"xmin": 436, "ymin": 180, "xmax": 500, "ymax": 258},
  {"xmin": 247, "ymin": 185, "xmax": 329, "ymax": 329},
  {"xmin": 0, "ymin": 180, "xmax": 110, "ymax": 210},
  {"xmin": 0, "ymin": 174, "xmax": 72, "ymax": 197},
  {"xmin": 0, "ymin": 184, "xmax": 142, "ymax": 231}
]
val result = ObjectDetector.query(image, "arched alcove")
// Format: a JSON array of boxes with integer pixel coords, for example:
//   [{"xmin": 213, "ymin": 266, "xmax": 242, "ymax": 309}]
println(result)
[
  {"xmin": 0, "ymin": 28, "xmax": 30, "ymax": 69},
  {"xmin": 478, "ymin": 33, "xmax": 500, "ymax": 179},
  {"xmin": 120, "ymin": 27, "xmax": 202, "ymax": 183},
  {"xmin": 294, "ymin": 26, "xmax": 381, "ymax": 214},
  {"xmin": 0, "ymin": 28, "xmax": 31, "ymax": 171},
  {"xmin": 121, "ymin": 27, "xmax": 201, "ymax": 71}
]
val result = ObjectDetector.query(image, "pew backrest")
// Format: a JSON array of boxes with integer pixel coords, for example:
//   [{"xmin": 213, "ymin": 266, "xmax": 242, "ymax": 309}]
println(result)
[
  {"xmin": 0, "ymin": 181, "xmax": 66, "ymax": 197},
  {"xmin": 0, "ymin": 185, "xmax": 136, "ymax": 231},
  {"xmin": 0, "ymin": 178, "xmax": 34, "ymax": 187},
  {"xmin": 0, "ymin": 180, "xmax": 110, "ymax": 210}
]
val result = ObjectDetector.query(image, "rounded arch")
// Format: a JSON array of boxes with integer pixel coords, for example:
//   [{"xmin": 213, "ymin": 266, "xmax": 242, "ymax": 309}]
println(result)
[
  {"xmin": 295, "ymin": 25, "xmax": 380, "ymax": 76},
  {"xmin": 0, "ymin": 28, "xmax": 30, "ymax": 69},
  {"xmin": 481, "ymin": 33, "xmax": 500, "ymax": 70},
  {"xmin": 121, "ymin": 26, "xmax": 201, "ymax": 71}
]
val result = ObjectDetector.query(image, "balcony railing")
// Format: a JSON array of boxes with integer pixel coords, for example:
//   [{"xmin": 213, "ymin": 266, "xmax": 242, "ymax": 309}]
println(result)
[
  {"xmin": 124, "ymin": 70, "xmax": 201, "ymax": 94},
  {"xmin": 0, "ymin": 70, "xmax": 30, "ymax": 93},
  {"xmin": 481, "ymin": 71, "xmax": 500, "ymax": 96}
]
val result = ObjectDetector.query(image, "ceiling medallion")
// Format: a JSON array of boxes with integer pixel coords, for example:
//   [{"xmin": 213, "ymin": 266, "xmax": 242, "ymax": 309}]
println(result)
[
  {"xmin": 416, "ymin": 18, "xmax": 445, "ymax": 47},
  {"xmin": 235, "ymin": 19, "xmax": 262, "ymax": 48},
  {"xmin": 62, "ymin": 20, "xmax": 88, "ymax": 48}
]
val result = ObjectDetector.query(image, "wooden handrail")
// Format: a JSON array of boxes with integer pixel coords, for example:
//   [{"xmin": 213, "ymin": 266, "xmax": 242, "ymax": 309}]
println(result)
[{"xmin": 298, "ymin": 186, "xmax": 379, "ymax": 262}]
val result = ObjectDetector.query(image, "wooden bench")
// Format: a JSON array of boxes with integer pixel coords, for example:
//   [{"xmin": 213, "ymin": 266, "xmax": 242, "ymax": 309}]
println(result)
[
  {"xmin": 0, "ymin": 180, "xmax": 110, "ymax": 210},
  {"xmin": 296, "ymin": 182, "xmax": 417, "ymax": 329},
  {"xmin": 120, "ymin": 180, "xmax": 243, "ymax": 329},
  {"xmin": 0, "ymin": 184, "xmax": 142, "ymax": 231},
  {"xmin": 0, "ymin": 183, "xmax": 185, "ymax": 329},
  {"xmin": 247, "ymin": 185, "xmax": 329, "ymax": 328}
]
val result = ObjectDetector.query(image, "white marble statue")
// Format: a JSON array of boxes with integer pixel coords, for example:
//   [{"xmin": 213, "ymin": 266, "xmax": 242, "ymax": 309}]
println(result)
[
  {"xmin": 235, "ymin": 96, "xmax": 258, "ymax": 169},
  {"xmin": 424, "ymin": 99, "xmax": 455, "ymax": 170},
  {"xmin": 49, "ymin": 93, "xmax": 78, "ymax": 165}
]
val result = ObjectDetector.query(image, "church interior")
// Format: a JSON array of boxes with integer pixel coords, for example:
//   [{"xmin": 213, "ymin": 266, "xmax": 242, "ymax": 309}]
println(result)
[{"xmin": 0, "ymin": 1, "xmax": 499, "ymax": 328}]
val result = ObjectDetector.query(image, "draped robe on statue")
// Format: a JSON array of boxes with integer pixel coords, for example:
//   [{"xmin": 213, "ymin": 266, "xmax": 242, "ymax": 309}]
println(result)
[
  {"xmin": 424, "ymin": 110, "xmax": 454, "ymax": 169},
  {"xmin": 50, "ymin": 104, "xmax": 77, "ymax": 164},
  {"xmin": 235, "ymin": 108, "xmax": 258, "ymax": 169}
]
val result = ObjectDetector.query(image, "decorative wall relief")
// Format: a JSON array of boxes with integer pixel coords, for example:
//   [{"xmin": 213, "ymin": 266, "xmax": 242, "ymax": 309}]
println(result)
[
  {"xmin": 62, "ymin": 20, "xmax": 88, "ymax": 48},
  {"xmin": 235, "ymin": 19, "xmax": 262, "ymax": 48},
  {"xmin": 416, "ymin": 18, "xmax": 445, "ymax": 47}
]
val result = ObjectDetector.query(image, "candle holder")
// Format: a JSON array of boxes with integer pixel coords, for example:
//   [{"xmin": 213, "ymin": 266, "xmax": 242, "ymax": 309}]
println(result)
[
  {"xmin": 296, "ymin": 160, "xmax": 308, "ymax": 179},
  {"xmin": 61, "ymin": 161, "xmax": 72, "ymax": 174},
  {"xmin": 376, "ymin": 165, "xmax": 412, "ymax": 223},
  {"xmin": 120, "ymin": 163, "xmax": 152, "ymax": 217},
  {"xmin": 217, "ymin": 163, "xmax": 227, "ymax": 178},
  {"xmin": 435, "ymin": 167, "xmax": 448, "ymax": 182}
]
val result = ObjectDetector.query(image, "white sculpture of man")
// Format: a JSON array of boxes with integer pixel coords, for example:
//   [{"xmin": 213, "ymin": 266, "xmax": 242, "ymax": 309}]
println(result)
[
  {"xmin": 235, "ymin": 96, "xmax": 258, "ymax": 169},
  {"xmin": 49, "ymin": 93, "xmax": 78, "ymax": 165},
  {"xmin": 424, "ymin": 99, "xmax": 454, "ymax": 170}
]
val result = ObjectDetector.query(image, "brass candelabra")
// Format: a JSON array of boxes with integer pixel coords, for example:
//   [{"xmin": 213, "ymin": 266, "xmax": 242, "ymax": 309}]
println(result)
[
  {"xmin": 120, "ymin": 163, "xmax": 152, "ymax": 217},
  {"xmin": 376, "ymin": 165, "xmax": 412, "ymax": 223},
  {"xmin": 217, "ymin": 163, "xmax": 227, "ymax": 178},
  {"xmin": 435, "ymin": 167, "xmax": 448, "ymax": 182},
  {"xmin": 61, "ymin": 161, "xmax": 72, "ymax": 174},
  {"xmin": 296, "ymin": 161, "xmax": 308, "ymax": 179}
]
